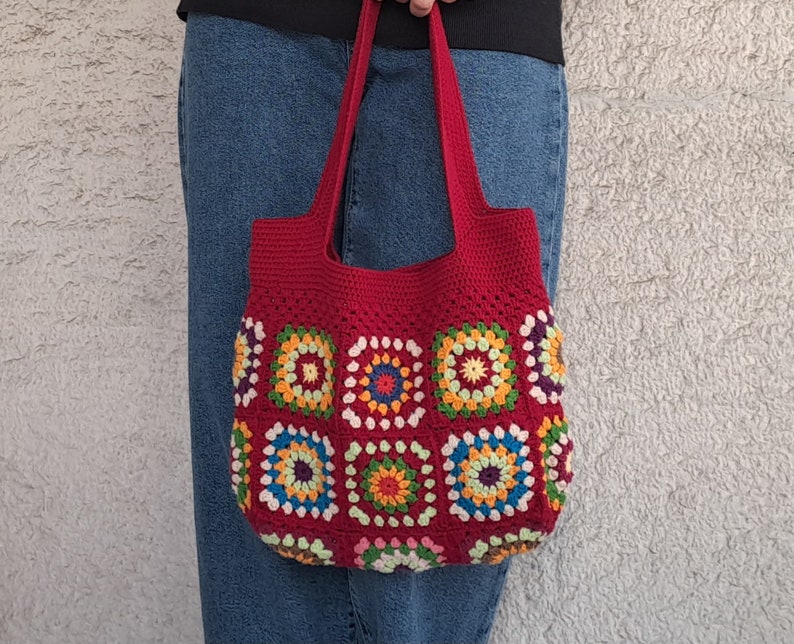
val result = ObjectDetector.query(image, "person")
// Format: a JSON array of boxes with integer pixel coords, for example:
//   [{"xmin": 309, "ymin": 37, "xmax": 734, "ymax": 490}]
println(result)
[
  {"xmin": 391, "ymin": 0, "xmax": 458, "ymax": 18},
  {"xmin": 176, "ymin": 0, "xmax": 569, "ymax": 641}
]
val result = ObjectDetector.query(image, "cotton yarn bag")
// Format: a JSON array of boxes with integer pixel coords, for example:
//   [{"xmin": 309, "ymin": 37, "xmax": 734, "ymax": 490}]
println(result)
[{"xmin": 229, "ymin": 0, "xmax": 574, "ymax": 572}]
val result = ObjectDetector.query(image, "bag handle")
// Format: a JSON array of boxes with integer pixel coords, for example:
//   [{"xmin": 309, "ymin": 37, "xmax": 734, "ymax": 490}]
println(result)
[{"xmin": 310, "ymin": 0, "xmax": 489, "ymax": 261}]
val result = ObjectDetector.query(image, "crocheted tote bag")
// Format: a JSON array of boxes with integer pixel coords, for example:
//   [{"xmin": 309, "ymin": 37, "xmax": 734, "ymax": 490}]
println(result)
[{"xmin": 230, "ymin": 0, "xmax": 573, "ymax": 572}]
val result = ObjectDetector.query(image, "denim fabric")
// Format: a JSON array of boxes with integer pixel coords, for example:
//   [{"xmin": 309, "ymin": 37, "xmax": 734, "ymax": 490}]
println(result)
[{"xmin": 177, "ymin": 11, "xmax": 568, "ymax": 644}]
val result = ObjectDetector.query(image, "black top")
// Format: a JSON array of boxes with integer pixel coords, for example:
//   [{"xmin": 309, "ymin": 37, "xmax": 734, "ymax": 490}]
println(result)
[{"xmin": 176, "ymin": 0, "xmax": 565, "ymax": 65}]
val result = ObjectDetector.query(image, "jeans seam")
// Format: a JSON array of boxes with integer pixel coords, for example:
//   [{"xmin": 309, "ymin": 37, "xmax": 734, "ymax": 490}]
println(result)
[
  {"xmin": 478, "ymin": 560, "xmax": 512, "ymax": 643},
  {"xmin": 547, "ymin": 65, "xmax": 567, "ymax": 307},
  {"xmin": 346, "ymin": 568, "xmax": 368, "ymax": 644},
  {"xmin": 177, "ymin": 48, "xmax": 188, "ymax": 206},
  {"xmin": 339, "ymin": 38, "xmax": 358, "ymax": 265},
  {"xmin": 341, "ymin": 131, "xmax": 360, "ymax": 265}
]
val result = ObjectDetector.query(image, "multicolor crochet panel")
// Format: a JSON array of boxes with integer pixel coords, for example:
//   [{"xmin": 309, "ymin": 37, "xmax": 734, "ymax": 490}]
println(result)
[{"xmin": 230, "ymin": 307, "xmax": 573, "ymax": 572}]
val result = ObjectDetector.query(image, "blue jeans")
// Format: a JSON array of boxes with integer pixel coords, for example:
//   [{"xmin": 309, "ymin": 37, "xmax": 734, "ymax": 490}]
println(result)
[{"xmin": 178, "ymin": 11, "xmax": 569, "ymax": 644}]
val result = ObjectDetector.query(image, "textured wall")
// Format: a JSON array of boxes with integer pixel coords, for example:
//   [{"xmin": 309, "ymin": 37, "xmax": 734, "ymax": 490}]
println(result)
[
  {"xmin": 1, "ymin": 1, "xmax": 199, "ymax": 642},
  {"xmin": 1, "ymin": 1, "xmax": 792, "ymax": 643}
]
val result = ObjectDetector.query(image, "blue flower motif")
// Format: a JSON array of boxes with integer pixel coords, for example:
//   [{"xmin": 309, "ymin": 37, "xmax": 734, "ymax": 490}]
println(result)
[
  {"xmin": 259, "ymin": 422, "xmax": 339, "ymax": 521},
  {"xmin": 341, "ymin": 336, "xmax": 426, "ymax": 430},
  {"xmin": 441, "ymin": 424, "xmax": 536, "ymax": 522},
  {"xmin": 365, "ymin": 362, "xmax": 408, "ymax": 407}
]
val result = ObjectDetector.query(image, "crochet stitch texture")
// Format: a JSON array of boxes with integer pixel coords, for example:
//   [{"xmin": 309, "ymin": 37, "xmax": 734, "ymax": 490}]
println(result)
[{"xmin": 229, "ymin": 0, "xmax": 574, "ymax": 572}]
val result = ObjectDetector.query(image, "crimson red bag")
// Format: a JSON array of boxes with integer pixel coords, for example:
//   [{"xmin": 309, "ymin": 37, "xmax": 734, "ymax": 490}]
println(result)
[{"xmin": 230, "ymin": 0, "xmax": 573, "ymax": 572}]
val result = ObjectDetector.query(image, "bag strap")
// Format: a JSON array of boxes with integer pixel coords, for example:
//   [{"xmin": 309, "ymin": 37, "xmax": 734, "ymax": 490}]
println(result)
[{"xmin": 310, "ymin": 0, "xmax": 489, "ymax": 260}]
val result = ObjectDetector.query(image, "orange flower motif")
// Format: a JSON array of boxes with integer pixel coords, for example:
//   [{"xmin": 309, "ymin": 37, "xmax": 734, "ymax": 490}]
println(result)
[
  {"xmin": 261, "ymin": 533, "xmax": 335, "ymax": 566},
  {"xmin": 519, "ymin": 307, "xmax": 567, "ymax": 405},
  {"xmin": 361, "ymin": 457, "xmax": 420, "ymax": 513},
  {"xmin": 468, "ymin": 529, "xmax": 546, "ymax": 564},
  {"xmin": 368, "ymin": 464, "xmax": 412, "ymax": 507}
]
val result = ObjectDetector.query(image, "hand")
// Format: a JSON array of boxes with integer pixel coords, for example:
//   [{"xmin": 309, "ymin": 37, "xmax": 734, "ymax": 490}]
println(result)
[{"xmin": 377, "ymin": 0, "xmax": 458, "ymax": 19}]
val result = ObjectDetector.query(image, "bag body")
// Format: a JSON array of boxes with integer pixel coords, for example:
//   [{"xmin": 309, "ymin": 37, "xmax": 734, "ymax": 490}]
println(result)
[{"xmin": 230, "ymin": 0, "xmax": 573, "ymax": 572}]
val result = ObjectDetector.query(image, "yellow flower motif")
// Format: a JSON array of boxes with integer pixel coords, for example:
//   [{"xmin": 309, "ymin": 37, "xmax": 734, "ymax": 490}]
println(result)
[
  {"xmin": 432, "ymin": 322, "xmax": 518, "ymax": 420},
  {"xmin": 269, "ymin": 325, "xmax": 336, "ymax": 419},
  {"xmin": 461, "ymin": 356, "xmax": 487, "ymax": 383},
  {"xmin": 302, "ymin": 362, "xmax": 319, "ymax": 384}
]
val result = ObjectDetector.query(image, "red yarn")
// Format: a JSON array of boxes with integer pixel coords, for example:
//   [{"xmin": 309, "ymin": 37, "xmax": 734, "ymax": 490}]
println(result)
[{"xmin": 231, "ymin": 0, "xmax": 573, "ymax": 571}]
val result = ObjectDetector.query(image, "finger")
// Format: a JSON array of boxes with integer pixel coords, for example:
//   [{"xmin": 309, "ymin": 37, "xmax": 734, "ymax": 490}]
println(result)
[{"xmin": 410, "ymin": 0, "xmax": 435, "ymax": 18}]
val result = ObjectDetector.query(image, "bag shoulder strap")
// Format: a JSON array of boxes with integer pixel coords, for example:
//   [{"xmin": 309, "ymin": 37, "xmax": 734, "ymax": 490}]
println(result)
[{"xmin": 310, "ymin": 0, "xmax": 489, "ymax": 260}]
